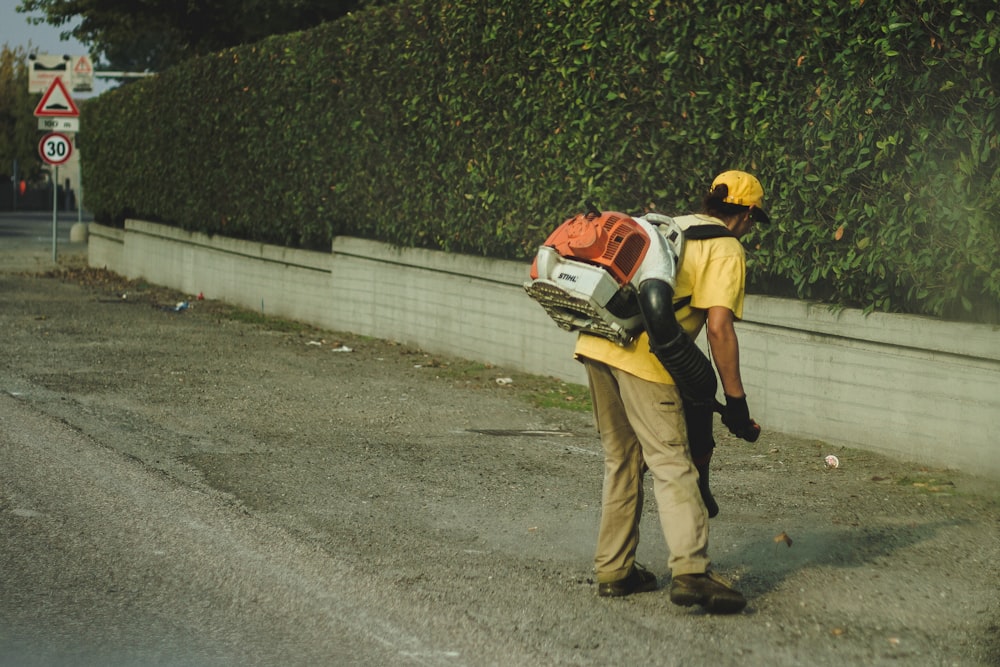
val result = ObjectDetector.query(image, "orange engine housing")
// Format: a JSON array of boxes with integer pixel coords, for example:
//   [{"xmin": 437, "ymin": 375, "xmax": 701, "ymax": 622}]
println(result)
[{"xmin": 530, "ymin": 211, "xmax": 651, "ymax": 286}]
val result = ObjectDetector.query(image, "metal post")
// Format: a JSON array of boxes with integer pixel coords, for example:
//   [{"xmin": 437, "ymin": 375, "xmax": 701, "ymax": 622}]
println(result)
[
  {"xmin": 52, "ymin": 165, "xmax": 59, "ymax": 262},
  {"xmin": 77, "ymin": 139, "xmax": 83, "ymax": 224}
]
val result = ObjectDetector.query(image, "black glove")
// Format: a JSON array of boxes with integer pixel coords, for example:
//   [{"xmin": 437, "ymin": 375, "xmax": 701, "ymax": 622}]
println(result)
[{"xmin": 721, "ymin": 394, "xmax": 761, "ymax": 442}]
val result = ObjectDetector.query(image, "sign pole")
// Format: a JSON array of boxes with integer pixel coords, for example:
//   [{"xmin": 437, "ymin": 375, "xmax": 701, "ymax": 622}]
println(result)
[
  {"xmin": 52, "ymin": 165, "xmax": 59, "ymax": 262},
  {"xmin": 76, "ymin": 137, "xmax": 83, "ymax": 225},
  {"xmin": 37, "ymin": 133, "xmax": 73, "ymax": 262}
]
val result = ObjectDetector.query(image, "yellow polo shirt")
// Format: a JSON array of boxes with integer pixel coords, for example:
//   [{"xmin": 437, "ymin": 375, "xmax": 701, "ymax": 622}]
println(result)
[{"xmin": 574, "ymin": 221, "xmax": 746, "ymax": 384}]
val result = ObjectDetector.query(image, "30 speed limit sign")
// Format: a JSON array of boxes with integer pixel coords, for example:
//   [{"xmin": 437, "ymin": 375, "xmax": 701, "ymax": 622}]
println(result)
[{"xmin": 38, "ymin": 132, "xmax": 73, "ymax": 166}]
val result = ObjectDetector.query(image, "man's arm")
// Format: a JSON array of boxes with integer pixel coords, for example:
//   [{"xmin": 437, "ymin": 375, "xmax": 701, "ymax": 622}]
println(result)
[
  {"xmin": 706, "ymin": 305, "xmax": 760, "ymax": 441},
  {"xmin": 706, "ymin": 305, "xmax": 744, "ymax": 398}
]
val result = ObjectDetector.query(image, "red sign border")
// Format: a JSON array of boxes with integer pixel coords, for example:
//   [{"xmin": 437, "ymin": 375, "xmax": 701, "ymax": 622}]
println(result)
[
  {"xmin": 38, "ymin": 132, "xmax": 74, "ymax": 166},
  {"xmin": 34, "ymin": 77, "xmax": 81, "ymax": 118}
]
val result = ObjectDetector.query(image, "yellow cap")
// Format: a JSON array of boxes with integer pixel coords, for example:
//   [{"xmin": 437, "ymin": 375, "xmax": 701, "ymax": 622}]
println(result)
[{"xmin": 711, "ymin": 170, "xmax": 770, "ymax": 223}]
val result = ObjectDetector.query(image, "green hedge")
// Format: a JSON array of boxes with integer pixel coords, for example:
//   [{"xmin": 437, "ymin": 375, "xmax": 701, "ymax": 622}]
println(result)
[{"xmin": 83, "ymin": 0, "xmax": 1000, "ymax": 321}]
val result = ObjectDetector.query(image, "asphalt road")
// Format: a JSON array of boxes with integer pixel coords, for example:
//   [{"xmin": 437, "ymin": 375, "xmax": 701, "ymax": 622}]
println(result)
[
  {"xmin": 0, "ymin": 208, "xmax": 89, "ymax": 266},
  {"xmin": 1, "ymin": 211, "xmax": 473, "ymax": 666},
  {"xmin": 0, "ymin": 392, "xmax": 429, "ymax": 667}
]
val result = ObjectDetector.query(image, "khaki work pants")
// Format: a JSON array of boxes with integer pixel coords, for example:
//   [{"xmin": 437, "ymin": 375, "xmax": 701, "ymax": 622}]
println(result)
[{"xmin": 585, "ymin": 359, "xmax": 711, "ymax": 583}]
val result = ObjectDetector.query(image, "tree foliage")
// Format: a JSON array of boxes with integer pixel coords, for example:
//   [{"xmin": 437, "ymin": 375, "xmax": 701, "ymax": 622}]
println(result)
[
  {"xmin": 0, "ymin": 45, "xmax": 43, "ymax": 182},
  {"xmin": 16, "ymin": 0, "xmax": 369, "ymax": 72},
  {"xmin": 82, "ymin": 0, "xmax": 1000, "ymax": 322}
]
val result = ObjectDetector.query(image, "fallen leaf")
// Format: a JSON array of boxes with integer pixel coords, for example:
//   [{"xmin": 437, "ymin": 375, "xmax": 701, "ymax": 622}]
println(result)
[
  {"xmin": 834, "ymin": 224, "xmax": 845, "ymax": 241},
  {"xmin": 774, "ymin": 531, "xmax": 793, "ymax": 547}
]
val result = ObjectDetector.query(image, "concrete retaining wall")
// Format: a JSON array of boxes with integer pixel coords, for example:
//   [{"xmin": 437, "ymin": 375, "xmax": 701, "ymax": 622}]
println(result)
[{"xmin": 88, "ymin": 220, "xmax": 1000, "ymax": 479}]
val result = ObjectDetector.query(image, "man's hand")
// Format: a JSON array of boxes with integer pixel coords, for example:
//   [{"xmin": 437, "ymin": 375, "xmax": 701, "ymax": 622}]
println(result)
[{"xmin": 721, "ymin": 394, "xmax": 761, "ymax": 442}]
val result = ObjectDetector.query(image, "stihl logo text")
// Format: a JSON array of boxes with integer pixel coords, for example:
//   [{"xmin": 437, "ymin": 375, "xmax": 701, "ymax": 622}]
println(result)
[{"xmin": 557, "ymin": 272, "xmax": 578, "ymax": 283}]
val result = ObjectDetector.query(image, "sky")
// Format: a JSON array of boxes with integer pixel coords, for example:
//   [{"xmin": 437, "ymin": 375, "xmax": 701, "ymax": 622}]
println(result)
[{"xmin": 0, "ymin": 0, "xmax": 115, "ymax": 97}]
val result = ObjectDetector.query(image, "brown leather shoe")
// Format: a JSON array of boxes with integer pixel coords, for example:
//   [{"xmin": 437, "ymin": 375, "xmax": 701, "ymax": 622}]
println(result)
[
  {"xmin": 598, "ymin": 564, "xmax": 659, "ymax": 598},
  {"xmin": 669, "ymin": 570, "xmax": 746, "ymax": 613}
]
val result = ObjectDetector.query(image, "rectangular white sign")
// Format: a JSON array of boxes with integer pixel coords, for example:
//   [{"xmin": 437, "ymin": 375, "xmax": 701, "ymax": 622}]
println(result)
[
  {"xmin": 38, "ymin": 117, "xmax": 80, "ymax": 132},
  {"xmin": 29, "ymin": 54, "xmax": 70, "ymax": 94}
]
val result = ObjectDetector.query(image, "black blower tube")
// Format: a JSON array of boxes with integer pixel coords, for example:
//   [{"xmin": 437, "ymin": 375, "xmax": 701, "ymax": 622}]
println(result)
[{"xmin": 638, "ymin": 280, "xmax": 718, "ymax": 405}]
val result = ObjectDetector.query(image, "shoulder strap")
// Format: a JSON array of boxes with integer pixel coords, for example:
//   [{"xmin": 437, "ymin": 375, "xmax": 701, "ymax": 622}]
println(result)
[{"xmin": 683, "ymin": 224, "xmax": 736, "ymax": 240}]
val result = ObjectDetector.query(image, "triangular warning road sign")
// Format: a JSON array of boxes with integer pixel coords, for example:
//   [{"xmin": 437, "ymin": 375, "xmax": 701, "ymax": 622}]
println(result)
[
  {"xmin": 73, "ymin": 56, "xmax": 93, "ymax": 74},
  {"xmin": 34, "ymin": 77, "xmax": 80, "ymax": 118}
]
